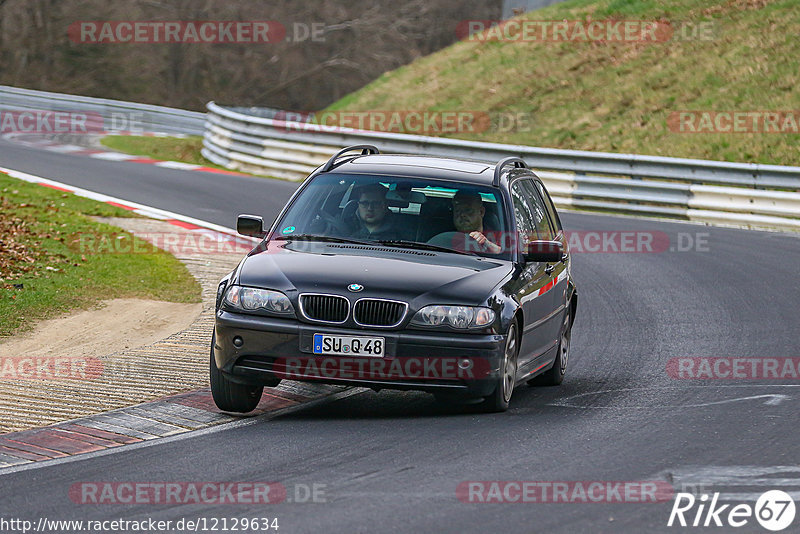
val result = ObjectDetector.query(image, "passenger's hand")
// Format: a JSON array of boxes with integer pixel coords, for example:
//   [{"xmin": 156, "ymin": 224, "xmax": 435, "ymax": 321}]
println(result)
[{"xmin": 469, "ymin": 231, "xmax": 501, "ymax": 254}]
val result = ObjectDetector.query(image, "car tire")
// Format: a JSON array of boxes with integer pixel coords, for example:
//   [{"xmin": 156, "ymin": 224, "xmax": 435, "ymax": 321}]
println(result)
[
  {"xmin": 528, "ymin": 307, "xmax": 571, "ymax": 387},
  {"xmin": 209, "ymin": 334, "xmax": 263, "ymax": 413},
  {"xmin": 480, "ymin": 321, "xmax": 519, "ymax": 413}
]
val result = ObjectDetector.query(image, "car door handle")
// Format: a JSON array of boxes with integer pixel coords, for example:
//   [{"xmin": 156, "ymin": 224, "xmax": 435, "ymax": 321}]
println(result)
[{"xmin": 544, "ymin": 264, "xmax": 555, "ymax": 275}]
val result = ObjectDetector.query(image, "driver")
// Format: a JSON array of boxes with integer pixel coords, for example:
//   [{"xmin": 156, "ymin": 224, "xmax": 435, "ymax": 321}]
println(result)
[{"xmin": 347, "ymin": 184, "xmax": 410, "ymax": 241}]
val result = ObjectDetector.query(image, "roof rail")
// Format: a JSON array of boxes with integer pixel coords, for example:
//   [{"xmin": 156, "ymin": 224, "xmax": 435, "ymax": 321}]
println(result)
[
  {"xmin": 492, "ymin": 157, "xmax": 528, "ymax": 186},
  {"xmin": 321, "ymin": 145, "xmax": 380, "ymax": 173}
]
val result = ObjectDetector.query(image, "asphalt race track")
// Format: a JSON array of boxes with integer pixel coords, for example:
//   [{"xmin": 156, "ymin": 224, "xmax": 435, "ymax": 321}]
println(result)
[{"xmin": 2, "ymin": 136, "xmax": 799, "ymax": 533}]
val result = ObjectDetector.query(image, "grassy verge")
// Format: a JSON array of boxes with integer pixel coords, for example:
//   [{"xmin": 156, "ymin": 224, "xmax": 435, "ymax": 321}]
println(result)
[
  {"xmin": 100, "ymin": 135, "xmax": 229, "ymax": 168},
  {"xmin": 325, "ymin": 0, "xmax": 799, "ymax": 166},
  {"xmin": 0, "ymin": 172, "xmax": 201, "ymax": 337}
]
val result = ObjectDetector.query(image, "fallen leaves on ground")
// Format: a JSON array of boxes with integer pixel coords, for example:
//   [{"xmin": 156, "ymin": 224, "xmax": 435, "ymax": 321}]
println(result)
[{"xmin": 0, "ymin": 196, "xmax": 73, "ymax": 290}]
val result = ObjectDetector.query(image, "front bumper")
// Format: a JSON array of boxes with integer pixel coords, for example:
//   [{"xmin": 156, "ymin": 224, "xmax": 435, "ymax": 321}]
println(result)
[{"xmin": 213, "ymin": 310, "xmax": 506, "ymax": 397}]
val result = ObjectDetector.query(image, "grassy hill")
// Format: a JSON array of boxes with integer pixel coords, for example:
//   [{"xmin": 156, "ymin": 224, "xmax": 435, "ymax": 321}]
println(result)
[{"xmin": 326, "ymin": 0, "xmax": 799, "ymax": 166}]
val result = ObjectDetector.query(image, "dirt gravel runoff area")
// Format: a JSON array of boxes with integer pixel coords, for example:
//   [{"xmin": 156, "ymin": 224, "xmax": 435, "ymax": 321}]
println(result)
[{"xmin": 0, "ymin": 217, "xmax": 242, "ymax": 433}]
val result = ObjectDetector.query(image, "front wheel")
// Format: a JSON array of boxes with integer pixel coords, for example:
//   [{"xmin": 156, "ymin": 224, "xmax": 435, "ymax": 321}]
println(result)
[
  {"xmin": 209, "ymin": 334, "xmax": 263, "ymax": 413},
  {"xmin": 480, "ymin": 321, "xmax": 519, "ymax": 412},
  {"xmin": 528, "ymin": 308, "xmax": 571, "ymax": 386}
]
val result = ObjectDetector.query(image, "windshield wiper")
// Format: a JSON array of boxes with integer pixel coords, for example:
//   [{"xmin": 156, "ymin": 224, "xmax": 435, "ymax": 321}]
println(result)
[
  {"xmin": 273, "ymin": 234, "xmax": 376, "ymax": 246},
  {"xmin": 377, "ymin": 240, "xmax": 473, "ymax": 256}
]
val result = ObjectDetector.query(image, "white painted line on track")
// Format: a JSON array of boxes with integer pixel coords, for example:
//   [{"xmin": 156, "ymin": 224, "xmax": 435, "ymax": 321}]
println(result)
[
  {"xmin": 88, "ymin": 152, "xmax": 137, "ymax": 161},
  {"xmin": 45, "ymin": 144, "xmax": 88, "ymax": 153},
  {"xmin": 154, "ymin": 161, "xmax": 202, "ymax": 170},
  {"xmin": 548, "ymin": 384, "xmax": 800, "ymax": 409},
  {"xmin": 659, "ymin": 465, "xmax": 800, "ymax": 501}
]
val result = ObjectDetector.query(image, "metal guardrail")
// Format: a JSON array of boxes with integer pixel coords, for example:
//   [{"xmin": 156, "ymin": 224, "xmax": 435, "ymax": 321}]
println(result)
[
  {"xmin": 203, "ymin": 102, "xmax": 800, "ymax": 231},
  {"xmin": 0, "ymin": 85, "xmax": 205, "ymax": 136},
  {"xmin": 1, "ymin": 86, "xmax": 796, "ymax": 231}
]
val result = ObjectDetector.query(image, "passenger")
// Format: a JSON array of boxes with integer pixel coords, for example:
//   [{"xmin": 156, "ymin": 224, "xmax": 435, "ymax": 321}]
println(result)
[
  {"xmin": 428, "ymin": 190, "xmax": 502, "ymax": 254},
  {"xmin": 347, "ymin": 184, "xmax": 410, "ymax": 241}
]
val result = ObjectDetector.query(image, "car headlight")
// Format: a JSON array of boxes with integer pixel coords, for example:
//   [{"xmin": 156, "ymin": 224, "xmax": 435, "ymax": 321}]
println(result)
[
  {"xmin": 410, "ymin": 305, "xmax": 495, "ymax": 329},
  {"xmin": 224, "ymin": 286, "xmax": 294, "ymax": 315}
]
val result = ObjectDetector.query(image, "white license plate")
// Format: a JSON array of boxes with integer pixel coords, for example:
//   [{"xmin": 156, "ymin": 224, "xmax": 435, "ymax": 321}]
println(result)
[{"xmin": 312, "ymin": 334, "xmax": 385, "ymax": 357}]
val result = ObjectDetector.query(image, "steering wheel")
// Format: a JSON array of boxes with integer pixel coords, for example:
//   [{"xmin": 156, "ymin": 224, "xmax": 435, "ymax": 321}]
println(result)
[{"xmin": 312, "ymin": 211, "xmax": 350, "ymax": 235}]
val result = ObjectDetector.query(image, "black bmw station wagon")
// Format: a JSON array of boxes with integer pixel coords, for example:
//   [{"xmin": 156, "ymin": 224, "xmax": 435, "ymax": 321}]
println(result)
[{"xmin": 211, "ymin": 146, "xmax": 577, "ymax": 412}]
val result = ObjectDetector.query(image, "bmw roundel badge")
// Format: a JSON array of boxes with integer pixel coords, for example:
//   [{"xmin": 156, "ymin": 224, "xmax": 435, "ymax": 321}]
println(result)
[{"xmin": 348, "ymin": 283, "xmax": 364, "ymax": 292}]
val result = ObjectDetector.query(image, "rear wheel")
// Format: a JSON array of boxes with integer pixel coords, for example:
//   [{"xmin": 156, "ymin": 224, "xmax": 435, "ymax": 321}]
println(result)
[
  {"xmin": 480, "ymin": 321, "xmax": 519, "ymax": 412},
  {"xmin": 209, "ymin": 334, "xmax": 263, "ymax": 413},
  {"xmin": 528, "ymin": 307, "xmax": 571, "ymax": 386}
]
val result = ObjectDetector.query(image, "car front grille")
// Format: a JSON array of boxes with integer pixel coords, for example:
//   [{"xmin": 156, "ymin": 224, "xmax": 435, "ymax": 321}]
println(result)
[
  {"xmin": 353, "ymin": 299, "xmax": 407, "ymax": 327},
  {"xmin": 300, "ymin": 294, "xmax": 349, "ymax": 323}
]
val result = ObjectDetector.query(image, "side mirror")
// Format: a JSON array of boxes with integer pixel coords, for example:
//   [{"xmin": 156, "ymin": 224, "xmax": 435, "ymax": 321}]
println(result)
[
  {"xmin": 523, "ymin": 240, "xmax": 563, "ymax": 263},
  {"xmin": 237, "ymin": 215, "xmax": 265, "ymax": 238}
]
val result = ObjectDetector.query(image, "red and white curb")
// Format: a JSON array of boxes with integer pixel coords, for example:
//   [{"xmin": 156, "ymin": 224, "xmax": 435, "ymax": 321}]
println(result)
[
  {"xmin": 2, "ymin": 131, "xmax": 247, "ymax": 177},
  {"xmin": 0, "ymin": 166, "xmax": 259, "ymax": 250}
]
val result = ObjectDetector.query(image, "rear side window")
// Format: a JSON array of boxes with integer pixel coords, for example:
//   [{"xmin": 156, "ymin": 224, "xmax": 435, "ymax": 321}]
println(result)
[
  {"xmin": 533, "ymin": 180, "xmax": 562, "ymax": 234},
  {"xmin": 510, "ymin": 181, "xmax": 538, "ymax": 242},
  {"xmin": 518, "ymin": 180, "xmax": 554, "ymax": 240}
]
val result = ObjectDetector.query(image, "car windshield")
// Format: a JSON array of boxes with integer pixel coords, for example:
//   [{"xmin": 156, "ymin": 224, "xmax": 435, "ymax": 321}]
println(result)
[{"xmin": 272, "ymin": 173, "xmax": 513, "ymax": 259}]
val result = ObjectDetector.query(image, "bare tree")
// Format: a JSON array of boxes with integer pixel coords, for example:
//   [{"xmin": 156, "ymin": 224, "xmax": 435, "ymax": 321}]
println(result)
[{"xmin": 0, "ymin": 0, "xmax": 502, "ymax": 110}]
